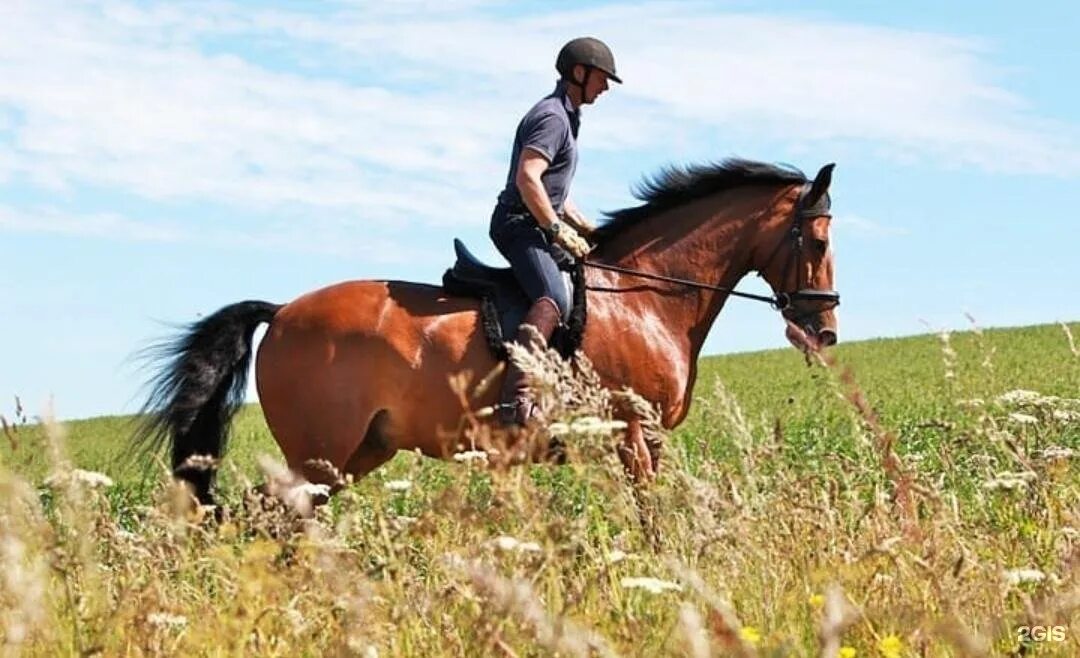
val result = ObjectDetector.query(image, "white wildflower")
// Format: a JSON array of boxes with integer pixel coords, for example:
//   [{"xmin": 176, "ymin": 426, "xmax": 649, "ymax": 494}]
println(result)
[
  {"xmin": 452, "ymin": 450, "xmax": 489, "ymax": 464},
  {"xmin": 621, "ymin": 577, "xmax": 682, "ymax": 594},
  {"xmin": 490, "ymin": 536, "xmax": 542, "ymax": 553},
  {"xmin": 441, "ymin": 552, "xmax": 469, "ymax": 570},
  {"xmin": 293, "ymin": 482, "xmax": 331, "ymax": 498},
  {"xmin": 147, "ymin": 612, "xmax": 188, "ymax": 628},
  {"xmin": 255, "ymin": 455, "xmax": 329, "ymax": 515},
  {"xmin": 1007, "ymin": 412, "xmax": 1039, "ymax": 425},
  {"xmin": 387, "ymin": 515, "xmax": 419, "ymax": 532},
  {"xmin": 346, "ymin": 639, "xmax": 380, "ymax": 656},
  {"xmin": 606, "ymin": 549, "xmax": 630, "ymax": 564},
  {"xmin": 1004, "ymin": 568, "xmax": 1046, "ymax": 585},
  {"xmin": 492, "ymin": 536, "xmax": 520, "ymax": 551},
  {"xmin": 997, "ymin": 390, "xmax": 1044, "ymax": 405},
  {"xmin": 284, "ymin": 607, "xmax": 307, "ymax": 635},
  {"xmin": 279, "ymin": 482, "xmax": 330, "ymax": 512},
  {"xmin": 1041, "ymin": 446, "xmax": 1074, "ymax": 460},
  {"xmin": 874, "ymin": 536, "xmax": 903, "ymax": 554},
  {"xmin": 74, "ymin": 469, "xmax": 114, "ymax": 488},
  {"xmin": 956, "ymin": 398, "xmax": 985, "ymax": 408},
  {"xmin": 983, "ymin": 471, "xmax": 1037, "ymax": 491},
  {"xmin": 43, "ymin": 469, "xmax": 114, "ymax": 489},
  {"xmin": 548, "ymin": 416, "xmax": 628, "ymax": 437},
  {"xmin": 1052, "ymin": 409, "xmax": 1080, "ymax": 422},
  {"xmin": 384, "ymin": 479, "xmax": 412, "ymax": 492}
]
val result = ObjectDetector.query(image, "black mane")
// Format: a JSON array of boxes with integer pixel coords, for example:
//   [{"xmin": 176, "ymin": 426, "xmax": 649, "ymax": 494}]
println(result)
[{"xmin": 593, "ymin": 158, "xmax": 807, "ymax": 243}]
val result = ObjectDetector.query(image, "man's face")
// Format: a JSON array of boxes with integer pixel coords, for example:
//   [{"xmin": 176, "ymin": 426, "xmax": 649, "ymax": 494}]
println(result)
[{"xmin": 575, "ymin": 65, "xmax": 611, "ymax": 104}]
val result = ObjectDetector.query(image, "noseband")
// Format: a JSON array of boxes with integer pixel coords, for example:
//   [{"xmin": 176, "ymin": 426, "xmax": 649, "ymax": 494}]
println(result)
[{"xmin": 583, "ymin": 182, "xmax": 841, "ymax": 314}]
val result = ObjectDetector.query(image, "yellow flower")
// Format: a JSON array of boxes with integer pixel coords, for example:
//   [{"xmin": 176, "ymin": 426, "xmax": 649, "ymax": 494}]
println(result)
[
  {"xmin": 739, "ymin": 626, "xmax": 761, "ymax": 646},
  {"xmin": 808, "ymin": 593, "xmax": 825, "ymax": 608},
  {"xmin": 878, "ymin": 634, "xmax": 904, "ymax": 658},
  {"xmin": 839, "ymin": 647, "xmax": 857, "ymax": 658}
]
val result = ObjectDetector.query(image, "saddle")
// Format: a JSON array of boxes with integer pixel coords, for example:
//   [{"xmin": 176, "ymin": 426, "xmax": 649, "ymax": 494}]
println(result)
[{"xmin": 441, "ymin": 239, "xmax": 586, "ymax": 360}]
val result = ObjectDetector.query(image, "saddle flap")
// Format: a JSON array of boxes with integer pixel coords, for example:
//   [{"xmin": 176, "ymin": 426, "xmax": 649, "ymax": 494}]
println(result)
[{"xmin": 442, "ymin": 238, "xmax": 586, "ymax": 361}]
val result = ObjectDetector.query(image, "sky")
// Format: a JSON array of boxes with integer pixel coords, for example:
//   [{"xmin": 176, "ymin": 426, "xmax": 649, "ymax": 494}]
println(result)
[{"xmin": 1, "ymin": 0, "xmax": 1077, "ymax": 421}]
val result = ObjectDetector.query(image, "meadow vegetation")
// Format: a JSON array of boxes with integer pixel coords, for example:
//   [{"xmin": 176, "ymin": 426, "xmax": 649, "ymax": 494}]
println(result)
[{"xmin": 1, "ymin": 321, "xmax": 1078, "ymax": 656}]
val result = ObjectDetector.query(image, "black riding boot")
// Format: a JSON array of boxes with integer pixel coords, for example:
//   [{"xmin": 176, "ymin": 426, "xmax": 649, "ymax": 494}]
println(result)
[{"xmin": 498, "ymin": 296, "xmax": 562, "ymax": 426}]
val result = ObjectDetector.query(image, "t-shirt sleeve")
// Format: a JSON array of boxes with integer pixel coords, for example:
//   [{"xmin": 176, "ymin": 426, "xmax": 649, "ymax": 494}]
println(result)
[{"xmin": 520, "ymin": 112, "xmax": 567, "ymax": 163}]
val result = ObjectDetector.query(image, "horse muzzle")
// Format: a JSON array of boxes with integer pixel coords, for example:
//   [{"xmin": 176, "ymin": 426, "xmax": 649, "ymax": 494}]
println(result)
[{"xmin": 782, "ymin": 293, "xmax": 839, "ymax": 352}]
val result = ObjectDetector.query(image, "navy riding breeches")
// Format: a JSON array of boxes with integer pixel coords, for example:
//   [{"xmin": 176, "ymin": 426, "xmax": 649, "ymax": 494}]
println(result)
[{"xmin": 489, "ymin": 205, "xmax": 572, "ymax": 321}]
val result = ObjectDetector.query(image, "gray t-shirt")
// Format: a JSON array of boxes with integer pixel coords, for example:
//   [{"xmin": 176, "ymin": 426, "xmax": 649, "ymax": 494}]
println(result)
[{"xmin": 496, "ymin": 81, "xmax": 580, "ymax": 215}]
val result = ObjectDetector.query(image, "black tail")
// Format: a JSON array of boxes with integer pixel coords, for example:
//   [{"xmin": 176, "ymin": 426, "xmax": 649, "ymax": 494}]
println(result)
[{"xmin": 134, "ymin": 300, "xmax": 282, "ymax": 505}]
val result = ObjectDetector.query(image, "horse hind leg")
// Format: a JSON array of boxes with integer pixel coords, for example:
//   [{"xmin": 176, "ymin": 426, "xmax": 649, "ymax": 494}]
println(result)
[
  {"xmin": 342, "ymin": 408, "xmax": 397, "ymax": 479},
  {"xmin": 249, "ymin": 409, "xmax": 397, "ymax": 520},
  {"xmin": 299, "ymin": 408, "xmax": 397, "ymax": 495}
]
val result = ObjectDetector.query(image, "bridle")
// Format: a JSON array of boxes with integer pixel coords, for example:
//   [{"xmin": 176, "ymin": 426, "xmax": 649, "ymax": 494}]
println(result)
[
  {"xmin": 757, "ymin": 182, "xmax": 841, "ymax": 319},
  {"xmin": 582, "ymin": 183, "xmax": 841, "ymax": 314}
]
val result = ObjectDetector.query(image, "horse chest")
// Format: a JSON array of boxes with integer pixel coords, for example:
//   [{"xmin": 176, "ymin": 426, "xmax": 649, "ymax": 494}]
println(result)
[{"xmin": 584, "ymin": 305, "xmax": 692, "ymax": 420}]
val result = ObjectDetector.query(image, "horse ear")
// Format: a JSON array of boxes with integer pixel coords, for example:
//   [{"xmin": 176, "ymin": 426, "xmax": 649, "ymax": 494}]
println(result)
[{"xmin": 805, "ymin": 163, "xmax": 835, "ymax": 207}]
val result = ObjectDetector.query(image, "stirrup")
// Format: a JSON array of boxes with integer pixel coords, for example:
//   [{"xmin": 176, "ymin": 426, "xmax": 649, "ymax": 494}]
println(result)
[{"xmin": 494, "ymin": 399, "xmax": 536, "ymax": 427}]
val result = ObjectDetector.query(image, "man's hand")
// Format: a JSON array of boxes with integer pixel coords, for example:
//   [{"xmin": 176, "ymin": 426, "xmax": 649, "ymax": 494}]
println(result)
[
  {"xmin": 549, "ymin": 221, "xmax": 592, "ymax": 259},
  {"xmin": 561, "ymin": 200, "xmax": 597, "ymax": 238}
]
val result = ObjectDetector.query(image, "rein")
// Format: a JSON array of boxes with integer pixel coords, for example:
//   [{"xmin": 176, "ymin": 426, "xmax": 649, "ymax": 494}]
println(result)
[
  {"xmin": 583, "ymin": 260, "xmax": 786, "ymax": 307},
  {"xmin": 582, "ymin": 182, "xmax": 840, "ymax": 313}
]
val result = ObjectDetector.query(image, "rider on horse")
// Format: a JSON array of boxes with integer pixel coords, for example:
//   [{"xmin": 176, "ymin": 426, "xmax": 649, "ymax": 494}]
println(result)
[{"xmin": 489, "ymin": 36, "xmax": 621, "ymax": 427}]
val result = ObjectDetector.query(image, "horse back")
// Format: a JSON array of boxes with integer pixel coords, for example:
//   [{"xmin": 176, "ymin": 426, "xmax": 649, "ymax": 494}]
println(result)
[{"xmin": 266, "ymin": 279, "xmax": 491, "ymax": 366}]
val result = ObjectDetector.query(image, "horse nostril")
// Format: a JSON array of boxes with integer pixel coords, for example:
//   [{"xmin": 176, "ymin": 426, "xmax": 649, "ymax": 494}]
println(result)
[{"xmin": 818, "ymin": 329, "xmax": 837, "ymax": 347}]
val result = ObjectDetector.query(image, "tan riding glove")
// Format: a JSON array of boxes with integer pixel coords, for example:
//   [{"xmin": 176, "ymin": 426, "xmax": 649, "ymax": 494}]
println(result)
[{"xmin": 548, "ymin": 220, "xmax": 592, "ymax": 259}]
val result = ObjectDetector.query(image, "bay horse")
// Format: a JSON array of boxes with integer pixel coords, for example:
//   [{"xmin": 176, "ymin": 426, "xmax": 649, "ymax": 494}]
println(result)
[{"xmin": 136, "ymin": 159, "xmax": 839, "ymax": 505}]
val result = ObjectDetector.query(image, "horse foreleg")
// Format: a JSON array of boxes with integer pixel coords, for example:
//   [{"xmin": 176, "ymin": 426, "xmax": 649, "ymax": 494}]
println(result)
[
  {"xmin": 616, "ymin": 417, "xmax": 665, "ymax": 551},
  {"xmin": 616, "ymin": 417, "xmax": 655, "ymax": 483}
]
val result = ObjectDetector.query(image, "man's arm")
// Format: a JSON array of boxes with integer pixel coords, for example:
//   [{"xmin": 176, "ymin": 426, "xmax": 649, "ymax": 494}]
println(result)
[
  {"xmin": 515, "ymin": 149, "xmax": 591, "ymax": 258},
  {"xmin": 515, "ymin": 149, "xmax": 561, "ymax": 230},
  {"xmin": 560, "ymin": 197, "xmax": 596, "ymax": 238}
]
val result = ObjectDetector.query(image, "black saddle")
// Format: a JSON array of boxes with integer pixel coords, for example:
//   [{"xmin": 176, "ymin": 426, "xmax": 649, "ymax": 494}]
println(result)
[{"xmin": 442, "ymin": 239, "xmax": 586, "ymax": 360}]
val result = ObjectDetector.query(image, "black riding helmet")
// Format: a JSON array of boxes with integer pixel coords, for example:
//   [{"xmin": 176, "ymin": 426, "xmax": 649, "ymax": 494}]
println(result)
[{"xmin": 555, "ymin": 37, "xmax": 622, "ymax": 85}]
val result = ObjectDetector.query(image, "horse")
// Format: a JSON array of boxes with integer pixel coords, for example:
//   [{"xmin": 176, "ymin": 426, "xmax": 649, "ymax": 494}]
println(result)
[{"xmin": 136, "ymin": 159, "xmax": 839, "ymax": 506}]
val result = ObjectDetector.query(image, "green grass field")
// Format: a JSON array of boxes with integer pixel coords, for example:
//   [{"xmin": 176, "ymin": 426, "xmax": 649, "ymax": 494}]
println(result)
[{"xmin": 1, "ymin": 322, "xmax": 1078, "ymax": 656}]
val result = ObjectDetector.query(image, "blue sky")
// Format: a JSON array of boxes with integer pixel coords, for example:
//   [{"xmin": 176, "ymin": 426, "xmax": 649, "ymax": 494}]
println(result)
[{"xmin": 1, "ymin": 0, "xmax": 1077, "ymax": 420}]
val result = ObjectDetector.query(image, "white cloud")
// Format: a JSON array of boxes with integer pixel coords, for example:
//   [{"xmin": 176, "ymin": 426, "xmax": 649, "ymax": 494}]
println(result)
[
  {"xmin": 0, "ymin": 204, "xmax": 434, "ymax": 263},
  {"xmin": 833, "ymin": 213, "xmax": 909, "ymax": 237},
  {"xmin": 0, "ymin": 205, "xmax": 184, "ymax": 241},
  {"xmin": 1, "ymin": 0, "xmax": 1077, "ymax": 248}
]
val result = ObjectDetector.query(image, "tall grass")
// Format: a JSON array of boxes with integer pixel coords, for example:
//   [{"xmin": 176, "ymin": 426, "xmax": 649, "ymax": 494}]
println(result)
[{"xmin": 1, "ymin": 323, "xmax": 1077, "ymax": 656}]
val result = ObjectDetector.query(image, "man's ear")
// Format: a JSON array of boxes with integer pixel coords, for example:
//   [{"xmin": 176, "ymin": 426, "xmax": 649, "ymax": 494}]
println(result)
[{"xmin": 572, "ymin": 63, "xmax": 587, "ymax": 85}]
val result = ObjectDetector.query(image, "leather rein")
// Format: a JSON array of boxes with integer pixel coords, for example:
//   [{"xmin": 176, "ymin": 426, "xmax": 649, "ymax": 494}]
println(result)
[{"xmin": 582, "ymin": 183, "xmax": 841, "ymax": 313}]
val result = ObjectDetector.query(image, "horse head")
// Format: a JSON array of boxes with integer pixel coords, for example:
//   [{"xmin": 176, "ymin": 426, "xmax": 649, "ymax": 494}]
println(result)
[{"xmin": 756, "ymin": 163, "xmax": 839, "ymax": 353}]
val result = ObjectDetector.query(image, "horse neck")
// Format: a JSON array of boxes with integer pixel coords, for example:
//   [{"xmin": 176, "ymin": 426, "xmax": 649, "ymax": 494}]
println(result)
[{"xmin": 591, "ymin": 184, "xmax": 795, "ymax": 351}]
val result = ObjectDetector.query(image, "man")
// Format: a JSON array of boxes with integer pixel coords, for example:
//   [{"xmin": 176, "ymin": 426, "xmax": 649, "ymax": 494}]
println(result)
[{"xmin": 489, "ymin": 36, "xmax": 621, "ymax": 426}]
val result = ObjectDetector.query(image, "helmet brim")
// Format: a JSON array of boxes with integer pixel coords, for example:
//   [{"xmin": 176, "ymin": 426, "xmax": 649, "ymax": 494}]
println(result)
[{"xmin": 598, "ymin": 68, "xmax": 622, "ymax": 84}]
